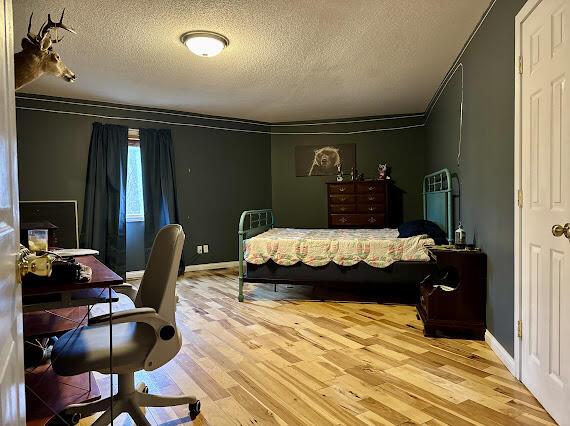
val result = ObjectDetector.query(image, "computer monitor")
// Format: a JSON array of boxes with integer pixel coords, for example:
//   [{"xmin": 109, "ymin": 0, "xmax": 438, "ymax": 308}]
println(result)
[{"xmin": 19, "ymin": 201, "xmax": 79, "ymax": 249}]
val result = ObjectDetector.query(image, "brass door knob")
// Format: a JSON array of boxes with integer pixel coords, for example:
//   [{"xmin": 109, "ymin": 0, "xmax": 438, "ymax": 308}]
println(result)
[{"xmin": 552, "ymin": 223, "xmax": 570, "ymax": 239}]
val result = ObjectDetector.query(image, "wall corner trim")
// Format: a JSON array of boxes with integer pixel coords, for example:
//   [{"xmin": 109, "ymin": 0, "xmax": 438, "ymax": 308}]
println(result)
[
  {"xmin": 485, "ymin": 330, "xmax": 516, "ymax": 377},
  {"xmin": 126, "ymin": 260, "xmax": 239, "ymax": 280}
]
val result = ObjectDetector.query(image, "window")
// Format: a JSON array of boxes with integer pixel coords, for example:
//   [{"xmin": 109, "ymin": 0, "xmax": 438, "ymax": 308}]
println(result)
[{"xmin": 126, "ymin": 141, "xmax": 144, "ymax": 222}]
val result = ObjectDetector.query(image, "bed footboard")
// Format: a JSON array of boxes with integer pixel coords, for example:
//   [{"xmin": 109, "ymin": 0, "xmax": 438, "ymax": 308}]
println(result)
[{"xmin": 238, "ymin": 209, "xmax": 274, "ymax": 301}]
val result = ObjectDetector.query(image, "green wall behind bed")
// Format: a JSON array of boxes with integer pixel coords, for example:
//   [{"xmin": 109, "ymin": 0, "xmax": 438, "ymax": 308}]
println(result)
[
  {"xmin": 15, "ymin": 95, "xmax": 272, "ymax": 271},
  {"xmin": 424, "ymin": 0, "xmax": 527, "ymax": 356},
  {"xmin": 270, "ymin": 116, "xmax": 427, "ymax": 228}
]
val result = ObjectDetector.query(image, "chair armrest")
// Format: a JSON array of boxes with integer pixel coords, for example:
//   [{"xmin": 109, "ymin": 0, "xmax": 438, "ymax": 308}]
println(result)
[
  {"xmin": 89, "ymin": 308, "xmax": 180, "ymax": 362},
  {"xmin": 111, "ymin": 283, "xmax": 137, "ymax": 304},
  {"xmin": 92, "ymin": 306, "xmax": 171, "ymax": 331}
]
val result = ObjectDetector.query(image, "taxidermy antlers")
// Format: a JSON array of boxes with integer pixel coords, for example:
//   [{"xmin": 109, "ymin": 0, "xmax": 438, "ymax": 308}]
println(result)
[{"xmin": 14, "ymin": 10, "xmax": 77, "ymax": 90}]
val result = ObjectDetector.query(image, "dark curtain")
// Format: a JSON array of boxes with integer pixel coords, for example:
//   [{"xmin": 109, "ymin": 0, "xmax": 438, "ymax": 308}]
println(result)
[
  {"xmin": 139, "ymin": 128, "xmax": 184, "ymax": 272},
  {"xmin": 80, "ymin": 122, "xmax": 128, "ymax": 278}
]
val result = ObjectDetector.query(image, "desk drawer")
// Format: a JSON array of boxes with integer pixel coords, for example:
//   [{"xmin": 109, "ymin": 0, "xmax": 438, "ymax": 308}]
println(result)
[
  {"xmin": 329, "ymin": 194, "xmax": 356, "ymax": 204},
  {"xmin": 329, "ymin": 204, "xmax": 356, "ymax": 214},
  {"xmin": 328, "ymin": 183, "xmax": 355, "ymax": 194},
  {"xmin": 356, "ymin": 181, "xmax": 386, "ymax": 193}
]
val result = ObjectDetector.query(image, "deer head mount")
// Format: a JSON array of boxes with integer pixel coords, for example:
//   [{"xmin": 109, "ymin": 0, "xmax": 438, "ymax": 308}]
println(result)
[{"xmin": 14, "ymin": 10, "xmax": 77, "ymax": 91}]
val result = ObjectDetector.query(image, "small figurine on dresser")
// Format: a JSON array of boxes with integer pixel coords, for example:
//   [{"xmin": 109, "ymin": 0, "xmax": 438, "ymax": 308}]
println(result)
[
  {"xmin": 378, "ymin": 163, "xmax": 391, "ymax": 180},
  {"xmin": 351, "ymin": 167, "xmax": 357, "ymax": 181},
  {"xmin": 336, "ymin": 163, "xmax": 343, "ymax": 182}
]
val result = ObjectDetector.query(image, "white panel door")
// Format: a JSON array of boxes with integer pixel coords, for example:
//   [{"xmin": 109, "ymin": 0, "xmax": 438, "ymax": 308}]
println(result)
[
  {"xmin": 0, "ymin": 0, "xmax": 25, "ymax": 424},
  {"xmin": 521, "ymin": 0, "xmax": 570, "ymax": 424}
]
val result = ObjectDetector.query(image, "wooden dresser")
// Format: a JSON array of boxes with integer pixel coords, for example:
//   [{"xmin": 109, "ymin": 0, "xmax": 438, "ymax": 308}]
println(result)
[{"xmin": 327, "ymin": 180, "xmax": 391, "ymax": 228}]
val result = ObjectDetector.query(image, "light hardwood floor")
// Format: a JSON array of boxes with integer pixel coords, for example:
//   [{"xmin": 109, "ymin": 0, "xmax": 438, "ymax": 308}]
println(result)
[{"xmin": 82, "ymin": 268, "xmax": 555, "ymax": 425}]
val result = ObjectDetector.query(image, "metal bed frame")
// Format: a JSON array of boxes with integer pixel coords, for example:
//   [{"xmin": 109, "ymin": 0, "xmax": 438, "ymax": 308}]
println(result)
[
  {"xmin": 423, "ymin": 168, "xmax": 453, "ymax": 244},
  {"xmin": 238, "ymin": 169, "xmax": 453, "ymax": 301}
]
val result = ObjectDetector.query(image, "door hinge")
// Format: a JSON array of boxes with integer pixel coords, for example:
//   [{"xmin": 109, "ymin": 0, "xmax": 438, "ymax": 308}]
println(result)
[
  {"xmin": 517, "ymin": 189, "xmax": 524, "ymax": 208},
  {"xmin": 517, "ymin": 320, "xmax": 523, "ymax": 338},
  {"xmin": 519, "ymin": 56, "xmax": 524, "ymax": 75}
]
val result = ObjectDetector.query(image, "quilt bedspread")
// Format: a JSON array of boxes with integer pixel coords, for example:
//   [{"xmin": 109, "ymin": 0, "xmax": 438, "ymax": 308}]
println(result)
[{"xmin": 244, "ymin": 228, "xmax": 434, "ymax": 268}]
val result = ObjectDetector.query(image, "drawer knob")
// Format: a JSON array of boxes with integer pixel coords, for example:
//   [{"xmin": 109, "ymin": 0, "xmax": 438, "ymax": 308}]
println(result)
[
  {"xmin": 339, "ymin": 217, "xmax": 348, "ymax": 223},
  {"xmin": 340, "ymin": 207, "xmax": 346, "ymax": 212},
  {"xmin": 368, "ymin": 217, "xmax": 377, "ymax": 223},
  {"xmin": 340, "ymin": 197, "xmax": 346, "ymax": 202},
  {"xmin": 368, "ymin": 196, "xmax": 375, "ymax": 201},
  {"xmin": 368, "ymin": 206, "xmax": 375, "ymax": 211},
  {"xmin": 368, "ymin": 186, "xmax": 375, "ymax": 191},
  {"xmin": 339, "ymin": 187, "xmax": 346, "ymax": 192}
]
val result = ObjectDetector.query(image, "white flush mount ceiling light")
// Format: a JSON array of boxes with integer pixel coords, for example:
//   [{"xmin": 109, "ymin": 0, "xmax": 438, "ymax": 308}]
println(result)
[{"xmin": 181, "ymin": 31, "xmax": 229, "ymax": 57}]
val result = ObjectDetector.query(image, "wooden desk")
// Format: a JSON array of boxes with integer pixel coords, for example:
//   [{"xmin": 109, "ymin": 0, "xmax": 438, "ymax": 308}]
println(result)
[{"xmin": 22, "ymin": 255, "xmax": 123, "ymax": 426}]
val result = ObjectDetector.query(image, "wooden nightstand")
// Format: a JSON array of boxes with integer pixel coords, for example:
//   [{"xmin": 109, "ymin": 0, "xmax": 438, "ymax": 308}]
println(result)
[{"xmin": 417, "ymin": 247, "xmax": 487, "ymax": 339}]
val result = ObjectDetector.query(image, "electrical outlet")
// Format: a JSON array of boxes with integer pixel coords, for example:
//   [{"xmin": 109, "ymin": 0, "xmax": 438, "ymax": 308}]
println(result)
[
  {"xmin": 197, "ymin": 245, "xmax": 203, "ymax": 254},
  {"xmin": 203, "ymin": 244, "xmax": 209, "ymax": 253}
]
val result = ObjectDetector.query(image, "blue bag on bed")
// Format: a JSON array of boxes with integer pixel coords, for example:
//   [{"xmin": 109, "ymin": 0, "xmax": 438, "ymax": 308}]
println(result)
[{"xmin": 398, "ymin": 220, "xmax": 447, "ymax": 245}]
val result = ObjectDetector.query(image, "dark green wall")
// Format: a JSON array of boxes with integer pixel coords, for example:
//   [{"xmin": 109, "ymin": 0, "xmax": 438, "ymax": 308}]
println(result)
[
  {"xmin": 16, "ymin": 95, "xmax": 272, "ymax": 269},
  {"xmin": 270, "ymin": 116, "xmax": 426, "ymax": 228},
  {"xmin": 425, "ymin": 0, "xmax": 527, "ymax": 355}
]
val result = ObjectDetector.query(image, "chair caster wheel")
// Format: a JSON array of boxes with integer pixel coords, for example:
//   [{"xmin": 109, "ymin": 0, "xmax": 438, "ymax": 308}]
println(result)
[
  {"xmin": 189, "ymin": 400, "xmax": 201, "ymax": 419},
  {"xmin": 137, "ymin": 382, "xmax": 149, "ymax": 394}
]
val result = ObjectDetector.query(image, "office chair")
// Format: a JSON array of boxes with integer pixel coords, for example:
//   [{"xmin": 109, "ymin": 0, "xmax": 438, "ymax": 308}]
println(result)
[{"xmin": 51, "ymin": 224, "xmax": 200, "ymax": 425}]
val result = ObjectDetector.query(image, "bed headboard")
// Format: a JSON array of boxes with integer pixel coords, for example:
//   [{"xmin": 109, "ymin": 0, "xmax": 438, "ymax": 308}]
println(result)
[{"xmin": 423, "ymin": 168, "xmax": 453, "ymax": 243}]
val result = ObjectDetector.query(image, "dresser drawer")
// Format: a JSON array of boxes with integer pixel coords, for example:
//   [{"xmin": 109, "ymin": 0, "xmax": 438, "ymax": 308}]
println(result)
[
  {"xmin": 328, "ymin": 183, "xmax": 355, "ymax": 194},
  {"xmin": 356, "ymin": 181, "xmax": 386, "ymax": 193},
  {"xmin": 357, "ymin": 194, "xmax": 385, "ymax": 204},
  {"xmin": 329, "ymin": 204, "xmax": 356, "ymax": 214},
  {"xmin": 357, "ymin": 204, "xmax": 385, "ymax": 213},
  {"xmin": 360, "ymin": 214, "xmax": 385, "ymax": 226},
  {"xmin": 330, "ymin": 214, "xmax": 385, "ymax": 227},
  {"xmin": 329, "ymin": 194, "xmax": 356, "ymax": 204}
]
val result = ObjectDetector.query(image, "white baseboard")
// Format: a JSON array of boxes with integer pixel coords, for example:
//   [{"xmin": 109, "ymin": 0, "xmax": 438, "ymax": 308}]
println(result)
[
  {"xmin": 126, "ymin": 270, "xmax": 145, "ymax": 280},
  {"xmin": 485, "ymin": 330, "xmax": 515, "ymax": 376},
  {"xmin": 126, "ymin": 260, "xmax": 239, "ymax": 280},
  {"xmin": 184, "ymin": 261, "xmax": 239, "ymax": 272}
]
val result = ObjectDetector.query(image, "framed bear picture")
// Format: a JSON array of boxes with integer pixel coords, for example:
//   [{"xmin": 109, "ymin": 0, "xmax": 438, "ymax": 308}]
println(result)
[{"xmin": 295, "ymin": 143, "xmax": 356, "ymax": 177}]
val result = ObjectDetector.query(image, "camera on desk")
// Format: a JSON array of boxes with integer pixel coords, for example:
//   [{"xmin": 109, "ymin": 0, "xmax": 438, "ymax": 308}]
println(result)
[{"xmin": 18, "ymin": 245, "xmax": 82, "ymax": 282}]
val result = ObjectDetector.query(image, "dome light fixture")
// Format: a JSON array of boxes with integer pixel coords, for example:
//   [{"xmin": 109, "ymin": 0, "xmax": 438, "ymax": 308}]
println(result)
[{"xmin": 181, "ymin": 31, "xmax": 229, "ymax": 58}]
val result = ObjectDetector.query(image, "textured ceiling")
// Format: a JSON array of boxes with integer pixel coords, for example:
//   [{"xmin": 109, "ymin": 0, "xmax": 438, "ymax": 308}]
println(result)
[{"xmin": 13, "ymin": 0, "xmax": 491, "ymax": 123}]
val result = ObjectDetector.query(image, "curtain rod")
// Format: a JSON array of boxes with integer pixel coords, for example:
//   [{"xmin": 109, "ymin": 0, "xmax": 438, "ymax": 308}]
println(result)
[{"xmin": 16, "ymin": 106, "xmax": 425, "ymax": 135}]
